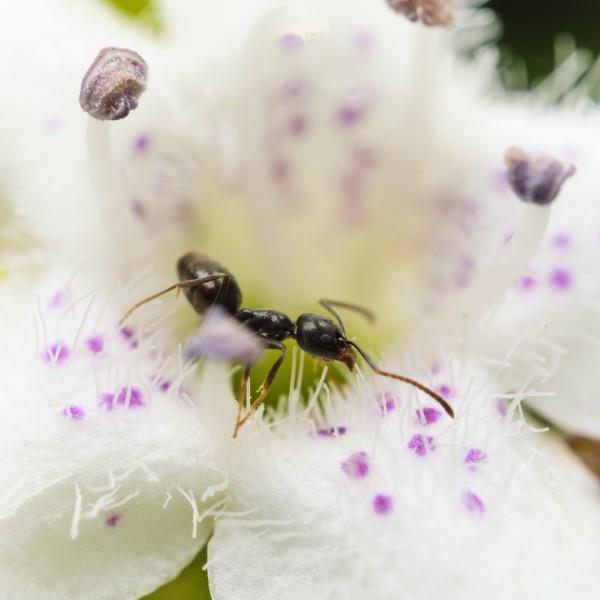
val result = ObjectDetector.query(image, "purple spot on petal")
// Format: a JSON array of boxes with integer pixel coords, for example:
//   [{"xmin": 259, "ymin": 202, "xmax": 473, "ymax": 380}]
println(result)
[
  {"xmin": 86, "ymin": 335, "xmax": 104, "ymax": 355},
  {"xmin": 278, "ymin": 33, "xmax": 304, "ymax": 50},
  {"xmin": 550, "ymin": 268, "xmax": 572, "ymax": 290},
  {"xmin": 373, "ymin": 494, "xmax": 393, "ymax": 515},
  {"xmin": 465, "ymin": 448, "xmax": 486, "ymax": 464},
  {"xmin": 337, "ymin": 103, "xmax": 368, "ymax": 127},
  {"xmin": 462, "ymin": 491, "xmax": 485, "ymax": 517},
  {"xmin": 436, "ymin": 384, "xmax": 454, "ymax": 399},
  {"xmin": 281, "ymin": 79, "xmax": 307, "ymax": 101},
  {"xmin": 271, "ymin": 159, "xmax": 290, "ymax": 182},
  {"xmin": 430, "ymin": 363, "xmax": 442, "ymax": 375},
  {"xmin": 552, "ymin": 232, "xmax": 571, "ymax": 250},
  {"xmin": 130, "ymin": 198, "xmax": 146, "ymax": 219},
  {"xmin": 288, "ymin": 114, "xmax": 308, "ymax": 136},
  {"xmin": 377, "ymin": 392, "xmax": 397, "ymax": 415},
  {"xmin": 317, "ymin": 426, "xmax": 347, "ymax": 438},
  {"xmin": 416, "ymin": 407, "xmax": 441, "ymax": 426},
  {"xmin": 47, "ymin": 289, "xmax": 67, "ymax": 310},
  {"xmin": 100, "ymin": 387, "xmax": 144, "ymax": 411},
  {"xmin": 133, "ymin": 134, "xmax": 152, "ymax": 154},
  {"xmin": 353, "ymin": 146, "xmax": 377, "ymax": 170},
  {"xmin": 105, "ymin": 513, "xmax": 121, "ymax": 527},
  {"xmin": 408, "ymin": 434, "xmax": 436, "ymax": 457},
  {"xmin": 62, "ymin": 405, "xmax": 85, "ymax": 421},
  {"xmin": 341, "ymin": 451, "xmax": 370, "ymax": 479},
  {"xmin": 120, "ymin": 326, "xmax": 139, "ymax": 349},
  {"xmin": 518, "ymin": 274, "xmax": 537, "ymax": 292},
  {"xmin": 353, "ymin": 30, "xmax": 375, "ymax": 52},
  {"xmin": 496, "ymin": 398, "xmax": 508, "ymax": 416},
  {"xmin": 42, "ymin": 342, "xmax": 70, "ymax": 365}
]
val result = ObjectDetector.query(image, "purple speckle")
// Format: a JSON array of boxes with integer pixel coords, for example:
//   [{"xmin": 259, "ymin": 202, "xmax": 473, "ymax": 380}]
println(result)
[
  {"xmin": 353, "ymin": 30, "xmax": 375, "ymax": 52},
  {"xmin": 130, "ymin": 198, "xmax": 146, "ymax": 219},
  {"xmin": 337, "ymin": 103, "xmax": 368, "ymax": 127},
  {"xmin": 105, "ymin": 513, "xmax": 121, "ymax": 527},
  {"xmin": 47, "ymin": 289, "xmax": 68, "ymax": 310},
  {"xmin": 407, "ymin": 434, "xmax": 436, "ymax": 457},
  {"xmin": 353, "ymin": 146, "xmax": 377, "ymax": 170},
  {"xmin": 436, "ymin": 384, "xmax": 454, "ymax": 399},
  {"xmin": 271, "ymin": 159, "xmax": 290, "ymax": 182},
  {"xmin": 496, "ymin": 398, "xmax": 508, "ymax": 416},
  {"xmin": 377, "ymin": 392, "xmax": 397, "ymax": 415},
  {"xmin": 288, "ymin": 114, "xmax": 308, "ymax": 136},
  {"xmin": 100, "ymin": 387, "xmax": 145, "ymax": 411},
  {"xmin": 158, "ymin": 379, "xmax": 171, "ymax": 393},
  {"xmin": 416, "ymin": 407, "xmax": 441, "ymax": 426},
  {"xmin": 462, "ymin": 491, "xmax": 485, "ymax": 517},
  {"xmin": 550, "ymin": 268, "xmax": 573, "ymax": 290},
  {"xmin": 373, "ymin": 494, "xmax": 393, "ymax": 515},
  {"xmin": 42, "ymin": 342, "xmax": 70, "ymax": 365},
  {"xmin": 120, "ymin": 326, "xmax": 139, "ymax": 349},
  {"xmin": 281, "ymin": 79, "xmax": 307, "ymax": 101},
  {"xmin": 62, "ymin": 405, "xmax": 86, "ymax": 421},
  {"xmin": 465, "ymin": 448, "xmax": 487, "ymax": 466},
  {"xmin": 518, "ymin": 274, "xmax": 537, "ymax": 291},
  {"xmin": 552, "ymin": 232, "xmax": 571, "ymax": 250},
  {"xmin": 86, "ymin": 335, "xmax": 104, "ymax": 355},
  {"xmin": 278, "ymin": 33, "xmax": 304, "ymax": 50},
  {"xmin": 133, "ymin": 134, "xmax": 152, "ymax": 154},
  {"xmin": 317, "ymin": 426, "xmax": 347, "ymax": 437},
  {"xmin": 341, "ymin": 451, "xmax": 370, "ymax": 479},
  {"xmin": 430, "ymin": 362, "xmax": 442, "ymax": 375}
]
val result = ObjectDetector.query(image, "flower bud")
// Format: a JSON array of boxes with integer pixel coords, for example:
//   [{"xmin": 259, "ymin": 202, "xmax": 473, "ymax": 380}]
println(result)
[{"xmin": 79, "ymin": 47, "xmax": 147, "ymax": 121}]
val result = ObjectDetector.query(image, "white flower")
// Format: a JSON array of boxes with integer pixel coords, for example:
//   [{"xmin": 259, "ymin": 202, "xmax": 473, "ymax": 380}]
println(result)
[
  {"xmin": 0, "ymin": 268, "xmax": 233, "ymax": 600},
  {"xmin": 2, "ymin": 0, "xmax": 600, "ymax": 599},
  {"xmin": 208, "ymin": 355, "xmax": 600, "ymax": 600}
]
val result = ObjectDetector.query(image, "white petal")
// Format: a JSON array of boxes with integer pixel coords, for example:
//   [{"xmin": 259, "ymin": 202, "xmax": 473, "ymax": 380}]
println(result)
[
  {"xmin": 472, "ymin": 107, "xmax": 600, "ymax": 436},
  {"xmin": 208, "ymin": 357, "xmax": 600, "ymax": 600},
  {"xmin": 0, "ymin": 269, "xmax": 232, "ymax": 600}
]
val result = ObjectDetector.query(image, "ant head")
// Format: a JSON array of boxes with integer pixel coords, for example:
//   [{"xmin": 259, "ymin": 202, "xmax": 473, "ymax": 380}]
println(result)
[{"xmin": 296, "ymin": 313, "xmax": 356, "ymax": 370}]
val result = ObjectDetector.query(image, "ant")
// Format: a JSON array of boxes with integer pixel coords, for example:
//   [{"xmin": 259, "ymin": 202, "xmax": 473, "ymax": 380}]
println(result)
[{"xmin": 120, "ymin": 252, "xmax": 454, "ymax": 437}]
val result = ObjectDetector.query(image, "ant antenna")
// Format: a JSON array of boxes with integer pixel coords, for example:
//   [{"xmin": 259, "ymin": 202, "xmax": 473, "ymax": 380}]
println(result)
[
  {"xmin": 348, "ymin": 341, "xmax": 455, "ymax": 418},
  {"xmin": 119, "ymin": 273, "xmax": 228, "ymax": 325},
  {"xmin": 319, "ymin": 299, "xmax": 376, "ymax": 334}
]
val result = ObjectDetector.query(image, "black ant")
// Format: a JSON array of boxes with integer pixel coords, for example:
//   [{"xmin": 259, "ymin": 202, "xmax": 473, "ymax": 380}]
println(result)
[{"xmin": 120, "ymin": 252, "xmax": 454, "ymax": 437}]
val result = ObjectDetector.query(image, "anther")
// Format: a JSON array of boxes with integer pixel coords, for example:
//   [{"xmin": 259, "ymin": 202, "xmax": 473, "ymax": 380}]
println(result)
[
  {"xmin": 505, "ymin": 147, "xmax": 576, "ymax": 206},
  {"xmin": 385, "ymin": 0, "xmax": 457, "ymax": 27},
  {"xmin": 79, "ymin": 47, "xmax": 148, "ymax": 120}
]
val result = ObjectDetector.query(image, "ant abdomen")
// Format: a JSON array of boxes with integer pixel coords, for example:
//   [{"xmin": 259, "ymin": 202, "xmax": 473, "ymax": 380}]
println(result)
[{"xmin": 177, "ymin": 253, "xmax": 242, "ymax": 315}]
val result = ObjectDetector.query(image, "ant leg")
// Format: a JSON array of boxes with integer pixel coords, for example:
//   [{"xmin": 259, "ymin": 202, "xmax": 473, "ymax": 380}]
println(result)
[
  {"xmin": 236, "ymin": 364, "xmax": 251, "ymax": 428},
  {"xmin": 233, "ymin": 341, "xmax": 286, "ymax": 438},
  {"xmin": 119, "ymin": 273, "xmax": 229, "ymax": 325},
  {"xmin": 319, "ymin": 299, "xmax": 375, "ymax": 333},
  {"xmin": 348, "ymin": 341, "xmax": 455, "ymax": 419}
]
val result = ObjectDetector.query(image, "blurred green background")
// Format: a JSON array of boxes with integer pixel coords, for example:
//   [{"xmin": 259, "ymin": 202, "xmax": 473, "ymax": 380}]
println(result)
[{"xmin": 99, "ymin": 0, "xmax": 600, "ymax": 598}]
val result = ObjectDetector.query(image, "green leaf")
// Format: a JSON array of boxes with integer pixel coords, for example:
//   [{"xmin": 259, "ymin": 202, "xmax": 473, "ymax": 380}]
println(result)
[{"xmin": 102, "ymin": 0, "xmax": 162, "ymax": 33}]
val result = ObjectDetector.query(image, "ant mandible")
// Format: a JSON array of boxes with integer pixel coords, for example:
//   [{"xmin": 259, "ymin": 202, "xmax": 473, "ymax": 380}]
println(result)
[{"xmin": 120, "ymin": 252, "xmax": 455, "ymax": 437}]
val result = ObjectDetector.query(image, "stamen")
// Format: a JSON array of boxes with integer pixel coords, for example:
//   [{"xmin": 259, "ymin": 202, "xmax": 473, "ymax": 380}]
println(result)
[
  {"xmin": 429, "ymin": 148, "xmax": 575, "ymax": 344},
  {"xmin": 505, "ymin": 147, "xmax": 576, "ymax": 205},
  {"xmin": 79, "ymin": 47, "xmax": 148, "ymax": 121},
  {"xmin": 385, "ymin": 0, "xmax": 457, "ymax": 27}
]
